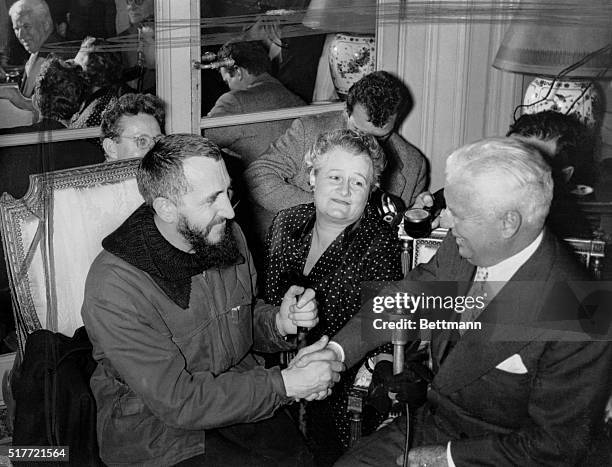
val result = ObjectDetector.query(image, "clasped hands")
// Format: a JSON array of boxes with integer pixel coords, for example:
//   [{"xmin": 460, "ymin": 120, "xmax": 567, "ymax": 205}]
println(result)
[{"xmin": 282, "ymin": 335, "xmax": 344, "ymax": 401}]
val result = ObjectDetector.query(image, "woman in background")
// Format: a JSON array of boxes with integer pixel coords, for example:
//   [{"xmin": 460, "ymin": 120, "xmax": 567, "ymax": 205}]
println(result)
[
  {"xmin": 70, "ymin": 36, "xmax": 130, "ymax": 129},
  {"xmin": 264, "ymin": 129, "xmax": 403, "ymax": 465}
]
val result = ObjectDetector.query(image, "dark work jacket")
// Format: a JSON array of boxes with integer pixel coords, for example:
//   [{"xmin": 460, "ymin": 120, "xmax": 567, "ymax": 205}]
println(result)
[{"xmin": 81, "ymin": 221, "xmax": 292, "ymax": 467}]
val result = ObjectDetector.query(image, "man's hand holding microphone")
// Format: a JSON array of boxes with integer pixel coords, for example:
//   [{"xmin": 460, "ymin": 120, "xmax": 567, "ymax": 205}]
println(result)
[{"xmin": 276, "ymin": 286, "xmax": 345, "ymax": 401}]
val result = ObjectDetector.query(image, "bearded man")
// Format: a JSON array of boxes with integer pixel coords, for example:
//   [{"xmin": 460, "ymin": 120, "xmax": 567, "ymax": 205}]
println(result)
[{"xmin": 81, "ymin": 134, "xmax": 343, "ymax": 467}]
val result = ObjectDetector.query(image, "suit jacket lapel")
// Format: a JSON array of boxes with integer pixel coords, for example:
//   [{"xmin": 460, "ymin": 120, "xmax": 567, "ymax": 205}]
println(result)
[{"xmin": 429, "ymin": 246, "xmax": 475, "ymax": 372}]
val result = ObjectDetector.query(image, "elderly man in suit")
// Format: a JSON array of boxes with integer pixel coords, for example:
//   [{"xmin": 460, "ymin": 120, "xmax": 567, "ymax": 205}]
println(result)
[
  {"xmin": 205, "ymin": 40, "xmax": 305, "ymax": 168},
  {"xmin": 295, "ymin": 137, "xmax": 612, "ymax": 466},
  {"xmin": 244, "ymin": 70, "xmax": 427, "ymax": 259},
  {"xmin": 0, "ymin": 0, "xmax": 62, "ymax": 112}
]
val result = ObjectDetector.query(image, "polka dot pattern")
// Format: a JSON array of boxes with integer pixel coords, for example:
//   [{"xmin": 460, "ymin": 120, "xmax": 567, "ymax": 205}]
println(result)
[
  {"xmin": 69, "ymin": 87, "xmax": 122, "ymax": 130},
  {"xmin": 263, "ymin": 202, "xmax": 403, "ymax": 448}
]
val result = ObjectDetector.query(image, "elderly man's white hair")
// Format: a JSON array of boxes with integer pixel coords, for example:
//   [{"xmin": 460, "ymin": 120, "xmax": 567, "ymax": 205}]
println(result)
[
  {"xmin": 8, "ymin": 0, "xmax": 53, "ymax": 32},
  {"xmin": 445, "ymin": 137, "xmax": 553, "ymax": 228}
]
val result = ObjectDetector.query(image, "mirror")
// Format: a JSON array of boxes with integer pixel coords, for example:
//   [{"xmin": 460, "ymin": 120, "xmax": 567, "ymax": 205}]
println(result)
[
  {"xmin": 0, "ymin": 0, "xmax": 157, "ymax": 134},
  {"xmin": 200, "ymin": 0, "xmax": 378, "ymax": 116}
]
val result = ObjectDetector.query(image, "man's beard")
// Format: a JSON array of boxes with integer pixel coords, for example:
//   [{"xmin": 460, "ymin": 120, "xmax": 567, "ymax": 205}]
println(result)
[{"xmin": 178, "ymin": 215, "xmax": 241, "ymax": 269}]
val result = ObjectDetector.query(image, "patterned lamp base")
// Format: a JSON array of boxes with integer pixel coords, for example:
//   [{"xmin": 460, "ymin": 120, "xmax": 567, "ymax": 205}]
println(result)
[{"xmin": 523, "ymin": 77, "xmax": 605, "ymax": 129}]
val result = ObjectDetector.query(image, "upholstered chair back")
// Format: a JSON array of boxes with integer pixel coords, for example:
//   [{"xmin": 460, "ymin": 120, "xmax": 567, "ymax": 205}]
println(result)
[{"xmin": 1, "ymin": 159, "xmax": 142, "ymax": 352}]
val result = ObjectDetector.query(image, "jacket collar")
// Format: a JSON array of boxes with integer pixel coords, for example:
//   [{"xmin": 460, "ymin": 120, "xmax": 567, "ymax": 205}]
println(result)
[{"xmin": 102, "ymin": 203, "xmax": 244, "ymax": 309}]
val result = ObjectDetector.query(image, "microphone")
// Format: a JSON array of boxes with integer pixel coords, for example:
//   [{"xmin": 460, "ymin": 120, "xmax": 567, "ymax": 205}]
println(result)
[
  {"xmin": 391, "ymin": 308, "xmax": 410, "ymax": 375},
  {"xmin": 195, "ymin": 52, "xmax": 236, "ymax": 70},
  {"xmin": 282, "ymin": 270, "xmax": 311, "ymax": 350},
  {"xmin": 199, "ymin": 58, "xmax": 235, "ymax": 70},
  {"xmin": 296, "ymin": 326, "xmax": 308, "ymax": 350}
]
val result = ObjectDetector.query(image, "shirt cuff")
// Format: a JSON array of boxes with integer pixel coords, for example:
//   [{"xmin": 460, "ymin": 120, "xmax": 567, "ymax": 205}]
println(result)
[
  {"xmin": 327, "ymin": 340, "xmax": 345, "ymax": 363},
  {"xmin": 447, "ymin": 442, "xmax": 456, "ymax": 467}
]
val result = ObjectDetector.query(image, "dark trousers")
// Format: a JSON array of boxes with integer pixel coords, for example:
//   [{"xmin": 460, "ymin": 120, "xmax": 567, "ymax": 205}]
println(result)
[
  {"xmin": 174, "ymin": 408, "xmax": 313, "ymax": 467},
  {"xmin": 333, "ymin": 415, "xmax": 408, "ymax": 467},
  {"xmin": 334, "ymin": 406, "xmax": 446, "ymax": 467}
]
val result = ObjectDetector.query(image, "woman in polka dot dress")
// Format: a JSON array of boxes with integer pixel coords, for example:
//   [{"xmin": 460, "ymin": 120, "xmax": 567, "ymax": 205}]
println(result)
[{"xmin": 264, "ymin": 129, "xmax": 403, "ymax": 465}]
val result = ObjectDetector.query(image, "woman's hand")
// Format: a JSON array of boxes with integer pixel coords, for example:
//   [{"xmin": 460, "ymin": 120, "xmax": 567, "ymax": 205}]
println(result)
[{"xmin": 276, "ymin": 285, "xmax": 319, "ymax": 336}]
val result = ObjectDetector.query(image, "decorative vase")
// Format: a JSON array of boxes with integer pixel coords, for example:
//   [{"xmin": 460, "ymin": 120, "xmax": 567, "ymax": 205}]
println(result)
[
  {"xmin": 328, "ymin": 33, "xmax": 376, "ymax": 99},
  {"xmin": 523, "ymin": 77, "xmax": 605, "ymax": 129}
]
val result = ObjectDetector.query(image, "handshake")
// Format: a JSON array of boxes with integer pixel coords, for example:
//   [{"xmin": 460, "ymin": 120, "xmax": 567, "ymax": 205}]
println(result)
[
  {"xmin": 281, "ymin": 336, "xmax": 345, "ymax": 401},
  {"xmin": 276, "ymin": 286, "xmax": 344, "ymax": 401}
]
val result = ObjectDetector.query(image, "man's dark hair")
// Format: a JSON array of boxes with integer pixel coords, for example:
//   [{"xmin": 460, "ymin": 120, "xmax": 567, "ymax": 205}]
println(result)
[
  {"xmin": 217, "ymin": 40, "xmax": 271, "ymax": 77},
  {"xmin": 507, "ymin": 110, "xmax": 595, "ymax": 184},
  {"xmin": 101, "ymin": 93, "xmax": 166, "ymax": 140},
  {"xmin": 137, "ymin": 134, "xmax": 223, "ymax": 206},
  {"xmin": 33, "ymin": 56, "xmax": 88, "ymax": 121},
  {"xmin": 78, "ymin": 37, "xmax": 123, "ymax": 88},
  {"xmin": 346, "ymin": 71, "xmax": 412, "ymax": 128}
]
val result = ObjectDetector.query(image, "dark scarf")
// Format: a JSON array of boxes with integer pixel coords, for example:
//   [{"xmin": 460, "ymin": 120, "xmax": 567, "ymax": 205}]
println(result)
[{"xmin": 102, "ymin": 203, "xmax": 221, "ymax": 309}]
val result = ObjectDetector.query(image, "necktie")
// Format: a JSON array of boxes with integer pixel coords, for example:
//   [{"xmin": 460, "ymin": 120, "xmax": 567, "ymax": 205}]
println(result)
[{"xmin": 459, "ymin": 267, "xmax": 489, "ymax": 334}]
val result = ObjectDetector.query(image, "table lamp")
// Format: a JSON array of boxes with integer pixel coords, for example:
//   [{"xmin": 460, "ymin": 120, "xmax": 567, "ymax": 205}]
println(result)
[{"xmin": 493, "ymin": 0, "xmax": 612, "ymax": 129}]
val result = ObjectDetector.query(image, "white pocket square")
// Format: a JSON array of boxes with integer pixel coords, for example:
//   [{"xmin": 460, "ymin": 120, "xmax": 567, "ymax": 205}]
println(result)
[{"xmin": 495, "ymin": 354, "xmax": 528, "ymax": 374}]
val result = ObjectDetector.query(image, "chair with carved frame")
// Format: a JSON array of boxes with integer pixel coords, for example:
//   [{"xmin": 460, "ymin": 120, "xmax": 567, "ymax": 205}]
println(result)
[{"xmin": 0, "ymin": 159, "xmax": 143, "ymax": 354}]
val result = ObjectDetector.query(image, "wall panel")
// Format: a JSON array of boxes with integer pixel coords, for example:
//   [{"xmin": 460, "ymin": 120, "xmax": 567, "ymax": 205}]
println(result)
[{"xmin": 378, "ymin": 0, "xmax": 524, "ymax": 190}]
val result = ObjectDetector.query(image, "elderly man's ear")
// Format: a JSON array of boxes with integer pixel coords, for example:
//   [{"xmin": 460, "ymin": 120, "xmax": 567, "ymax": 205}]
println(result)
[
  {"xmin": 500, "ymin": 210, "xmax": 522, "ymax": 238},
  {"xmin": 102, "ymin": 138, "xmax": 118, "ymax": 161}
]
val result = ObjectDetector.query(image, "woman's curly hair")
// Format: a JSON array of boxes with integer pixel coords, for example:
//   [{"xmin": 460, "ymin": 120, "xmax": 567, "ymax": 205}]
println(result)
[
  {"xmin": 33, "ymin": 56, "xmax": 88, "ymax": 121},
  {"xmin": 305, "ymin": 129, "xmax": 386, "ymax": 189},
  {"xmin": 77, "ymin": 37, "xmax": 124, "ymax": 88}
]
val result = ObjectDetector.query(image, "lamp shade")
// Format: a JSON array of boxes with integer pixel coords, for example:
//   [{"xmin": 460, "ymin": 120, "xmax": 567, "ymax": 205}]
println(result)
[
  {"xmin": 302, "ymin": 0, "xmax": 377, "ymax": 34},
  {"xmin": 493, "ymin": 0, "xmax": 612, "ymax": 78}
]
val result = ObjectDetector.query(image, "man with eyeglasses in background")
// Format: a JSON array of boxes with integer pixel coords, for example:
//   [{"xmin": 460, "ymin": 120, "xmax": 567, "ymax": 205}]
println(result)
[{"xmin": 101, "ymin": 92, "xmax": 165, "ymax": 161}]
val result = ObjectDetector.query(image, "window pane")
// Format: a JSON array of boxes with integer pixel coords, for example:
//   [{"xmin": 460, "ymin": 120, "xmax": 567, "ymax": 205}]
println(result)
[
  {"xmin": 200, "ymin": 0, "xmax": 377, "ymax": 118},
  {"xmin": 0, "ymin": 0, "xmax": 157, "ymax": 134}
]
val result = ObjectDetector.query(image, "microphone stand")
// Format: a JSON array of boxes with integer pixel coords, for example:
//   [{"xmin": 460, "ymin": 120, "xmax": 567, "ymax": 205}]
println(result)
[
  {"xmin": 391, "ymin": 308, "xmax": 410, "ymax": 467},
  {"xmin": 296, "ymin": 320, "xmax": 308, "ymax": 437}
]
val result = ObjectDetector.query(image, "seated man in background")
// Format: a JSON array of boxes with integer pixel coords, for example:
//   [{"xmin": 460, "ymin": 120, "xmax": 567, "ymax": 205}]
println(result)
[
  {"xmin": 81, "ymin": 134, "xmax": 342, "ymax": 466},
  {"xmin": 0, "ymin": 0, "xmax": 64, "ymax": 112},
  {"xmin": 507, "ymin": 110, "xmax": 595, "ymax": 188},
  {"xmin": 245, "ymin": 70, "xmax": 428, "ymax": 261},
  {"xmin": 507, "ymin": 110, "xmax": 595, "ymax": 239},
  {"xmin": 416, "ymin": 110, "xmax": 594, "ymax": 239},
  {"xmin": 319, "ymin": 137, "xmax": 612, "ymax": 466},
  {"xmin": 100, "ymin": 92, "xmax": 165, "ymax": 161},
  {"xmin": 205, "ymin": 40, "xmax": 305, "ymax": 169}
]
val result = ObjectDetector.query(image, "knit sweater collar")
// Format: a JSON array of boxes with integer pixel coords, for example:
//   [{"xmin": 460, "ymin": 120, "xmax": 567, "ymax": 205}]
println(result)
[{"xmin": 102, "ymin": 203, "xmax": 212, "ymax": 309}]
